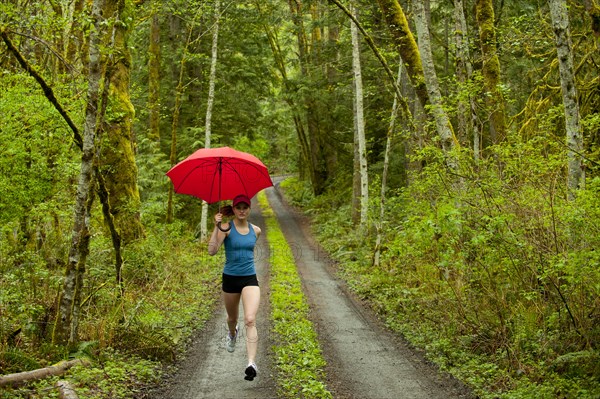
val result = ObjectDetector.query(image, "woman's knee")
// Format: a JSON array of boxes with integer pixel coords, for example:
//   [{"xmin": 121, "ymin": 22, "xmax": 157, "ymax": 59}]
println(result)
[{"xmin": 244, "ymin": 315, "xmax": 256, "ymax": 328}]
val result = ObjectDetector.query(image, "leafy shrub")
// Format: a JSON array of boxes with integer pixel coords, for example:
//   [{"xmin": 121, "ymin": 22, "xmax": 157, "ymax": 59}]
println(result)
[
  {"xmin": 282, "ymin": 142, "xmax": 600, "ymax": 398},
  {"xmin": 0, "ymin": 216, "xmax": 221, "ymax": 397}
]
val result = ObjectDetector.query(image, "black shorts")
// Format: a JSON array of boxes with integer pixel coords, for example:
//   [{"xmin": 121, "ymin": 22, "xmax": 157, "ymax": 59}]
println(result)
[{"xmin": 222, "ymin": 273, "xmax": 259, "ymax": 294}]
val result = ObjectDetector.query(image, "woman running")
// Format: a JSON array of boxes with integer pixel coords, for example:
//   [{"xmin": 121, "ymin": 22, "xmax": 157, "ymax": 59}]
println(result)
[{"xmin": 208, "ymin": 193, "xmax": 261, "ymax": 381}]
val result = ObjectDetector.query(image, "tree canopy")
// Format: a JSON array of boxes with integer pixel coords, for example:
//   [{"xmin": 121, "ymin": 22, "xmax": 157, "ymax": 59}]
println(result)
[{"xmin": 1, "ymin": 0, "xmax": 599, "ymax": 398}]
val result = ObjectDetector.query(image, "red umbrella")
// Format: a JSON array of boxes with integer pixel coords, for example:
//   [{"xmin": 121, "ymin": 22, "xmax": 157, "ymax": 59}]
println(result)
[{"xmin": 166, "ymin": 146, "xmax": 273, "ymax": 204}]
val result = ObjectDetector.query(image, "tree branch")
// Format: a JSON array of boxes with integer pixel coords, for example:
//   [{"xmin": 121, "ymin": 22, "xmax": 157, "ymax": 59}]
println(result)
[
  {"xmin": 327, "ymin": 0, "xmax": 402, "ymax": 100},
  {"xmin": 327, "ymin": 0, "xmax": 413, "ymax": 127},
  {"xmin": 0, "ymin": 28, "xmax": 83, "ymax": 149},
  {"xmin": 0, "ymin": 359, "xmax": 90, "ymax": 387}
]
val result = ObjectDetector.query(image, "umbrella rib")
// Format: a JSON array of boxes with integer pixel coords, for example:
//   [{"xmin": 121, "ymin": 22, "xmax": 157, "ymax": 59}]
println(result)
[
  {"xmin": 220, "ymin": 157, "xmax": 271, "ymax": 197},
  {"xmin": 208, "ymin": 158, "xmax": 221, "ymax": 203},
  {"xmin": 173, "ymin": 160, "xmax": 216, "ymax": 192},
  {"xmin": 173, "ymin": 159, "xmax": 220, "ymax": 200},
  {"xmin": 225, "ymin": 157, "xmax": 271, "ymax": 179},
  {"xmin": 221, "ymin": 157, "xmax": 251, "ymax": 197}
]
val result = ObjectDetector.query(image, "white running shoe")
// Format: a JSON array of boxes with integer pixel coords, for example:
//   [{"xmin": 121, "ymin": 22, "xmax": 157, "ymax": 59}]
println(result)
[
  {"xmin": 244, "ymin": 362, "xmax": 258, "ymax": 381},
  {"xmin": 226, "ymin": 325, "xmax": 238, "ymax": 353}
]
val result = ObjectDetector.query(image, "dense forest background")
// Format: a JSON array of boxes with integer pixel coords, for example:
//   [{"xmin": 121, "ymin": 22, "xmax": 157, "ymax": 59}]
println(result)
[{"xmin": 1, "ymin": 0, "xmax": 599, "ymax": 398}]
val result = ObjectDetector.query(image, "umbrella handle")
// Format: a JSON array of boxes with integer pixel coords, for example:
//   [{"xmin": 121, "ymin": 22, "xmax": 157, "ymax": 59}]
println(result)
[{"xmin": 217, "ymin": 222, "xmax": 231, "ymax": 232}]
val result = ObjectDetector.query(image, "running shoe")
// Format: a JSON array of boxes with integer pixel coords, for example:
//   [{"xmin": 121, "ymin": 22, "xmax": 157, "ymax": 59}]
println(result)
[
  {"xmin": 244, "ymin": 362, "xmax": 258, "ymax": 381},
  {"xmin": 226, "ymin": 325, "xmax": 238, "ymax": 353}
]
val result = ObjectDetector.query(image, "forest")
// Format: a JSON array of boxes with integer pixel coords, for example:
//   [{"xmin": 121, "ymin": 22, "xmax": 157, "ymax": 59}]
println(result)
[{"xmin": 0, "ymin": 0, "xmax": 599, "ymax": 398}]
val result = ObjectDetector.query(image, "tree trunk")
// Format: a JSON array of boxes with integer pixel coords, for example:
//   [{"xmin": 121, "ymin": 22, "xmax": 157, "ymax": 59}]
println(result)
[
  {"xmin": 413, "ymin": 0, "xmax": 458, "ymax": 166},
  {"xmin": 376, "ymin": 0, "xmax": 429, "ymax": 109},
  {"xmin": 200, "ymin": 0, "xmax": 221, "ymax": 241},
  {"xmin": 0, "ymin": 359, "xmax": 90, "ymax": 387},
  {"xmin": 97, "ymin": 0, "xmax": 144, "ymax": 244},
  {"xmin": 52, "ymin": 0, "xmax": 104, "ymax": 346},
  {"xmin": 148, "ymin": 2, "xmax": 161, "ymax": 142},
  {"xmin": 350, "ymin": 4, "xmax": 368, "ymax": 229},
  {"xmin": 454, "ymin": 0, "xmax": 480, "ymax": 158},
  {"xmin": 374, "ymin": 61, "xmax": 403, "ymax": 268},
  {"xmin": 550, "ymin": 0, "xmax": 585, "ymax": 195},
  {"xmin": 288, "ymin": 0, "xmax": 327, "ymax": 195},
  {"xmin": 61, "ymin": 0, "xmax": 86, "ymax": 74},
  {"xmin": 324, "ymin": 7, "xmax": 340, "ymax": 176},
  {"xmin": 475, "ymin": 0, "xmax": 507, "ymax": 147},
  {"xmin": 166, "ymin": 21, "xmax": 195, "ymax": 223},
  {"xmin": 257, "ymin": 1, "xmax": 313, "ymax": 187},
  {"xmin": 314, "ymin": 2, "xmax": 339, "ymax": 183}
]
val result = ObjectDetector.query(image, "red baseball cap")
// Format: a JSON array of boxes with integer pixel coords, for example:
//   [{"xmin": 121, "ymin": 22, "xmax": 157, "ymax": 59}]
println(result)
[{"xmin": 232, "ymin": 194, "xmax": 251, "ymax": 207}]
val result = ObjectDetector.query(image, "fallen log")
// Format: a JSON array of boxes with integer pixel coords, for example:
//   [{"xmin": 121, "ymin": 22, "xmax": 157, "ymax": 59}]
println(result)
[
  {"xmin": 0, "ymin": 359, "xmax": 90, "ymax": 387},
  {"xmin": 56, "ymin": 380, "xmax": 80, "ymax": 399}
]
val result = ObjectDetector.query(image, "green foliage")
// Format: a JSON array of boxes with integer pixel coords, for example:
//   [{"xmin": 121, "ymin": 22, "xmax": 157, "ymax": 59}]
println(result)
[
  {"xmin": 0, "ymin": 74, "xmax": 79, "ymax": 226},
  {"xmin": 258, "ymin": 192, "xmax": 332, "ymax": 399},
  {"xmin": 278, "ymin": 176, "xmax": 314, "ymax": 207},
  {"xmin": 285, "ymin": 140, "xmax": 600, "ymax": 398},
  {"xmin": 1, "ymin": 351, "xmax": 161, "ymax": 399},
  {"xmin": 2, "ymin": 0, "xmax": 599, "ymax": 398},
  {"xmin": 0, "ymin": 218, "xmax": 221, "ymax": 396}
]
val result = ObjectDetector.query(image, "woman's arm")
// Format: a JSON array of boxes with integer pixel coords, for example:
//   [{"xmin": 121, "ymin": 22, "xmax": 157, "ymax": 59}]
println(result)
[
  {"xmin": 253, "ymin": 224, "xmax": 262, "ymax": 239},
  {"xmin": 207, "ymin": 213, "xmax": 228, "ymax": 255}
]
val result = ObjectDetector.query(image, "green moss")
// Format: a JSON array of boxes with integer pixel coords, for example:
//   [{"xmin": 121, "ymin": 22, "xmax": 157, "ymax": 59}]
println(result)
[{"xmin": 258, "ymin": 192, "xmax": 332, "ymax": 399}]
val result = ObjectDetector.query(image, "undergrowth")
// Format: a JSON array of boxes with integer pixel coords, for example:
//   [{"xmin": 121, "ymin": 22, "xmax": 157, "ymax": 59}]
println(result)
[
  {"xmin": 257, "ymin": 191, "xmax": 332, "ymax": 399},
  {"xmin": 0, "ymin": 220, "xmax": 221, "ymax": 398},
  {"xmin": 279, "ymin": 142, "xmax": 600, "ymax": 399}
]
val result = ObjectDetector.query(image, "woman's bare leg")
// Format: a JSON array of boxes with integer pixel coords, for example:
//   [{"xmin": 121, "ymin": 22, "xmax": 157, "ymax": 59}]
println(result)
[
  {"xmin": 223, "ymin": 292, "xmax": 241, "ymax": 336},
  {"xmin": 241, "ymin": 286, "xmax": 260, "ymax": 363}
]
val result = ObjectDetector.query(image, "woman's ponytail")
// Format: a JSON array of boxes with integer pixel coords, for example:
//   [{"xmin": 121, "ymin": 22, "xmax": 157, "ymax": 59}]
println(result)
[{"xmin": 219, "ymin": 205, "xmax": 234, "ymax": 216}]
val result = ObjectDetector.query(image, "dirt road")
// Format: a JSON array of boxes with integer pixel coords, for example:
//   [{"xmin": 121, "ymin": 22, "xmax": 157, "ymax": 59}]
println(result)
[
  {"xmin": 146, "ymin": 182, "xmax": 472, "ymax": 398},
  {"xmin": 146, "ymin": 203, "xmax": 277, "ymax": 399}
]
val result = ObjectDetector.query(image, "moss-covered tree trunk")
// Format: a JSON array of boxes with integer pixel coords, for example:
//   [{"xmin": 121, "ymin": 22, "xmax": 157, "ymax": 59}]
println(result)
[
  {"xmin": 454, "ymin": 0, "xmax": 480, "ymax": 157},
  {"xmin": 53, "ymin": 0, "xmax": 103, "ymax": 346},
  {"xmin": 413, "ymin": 0, "xmax": 458, "ymax": 165},
  {"xmin": 98, "ymin": 0, "xmax": 144, "ymax": 243},
  {"xmin": 475, "ymin": 0, "xmax": 507, "ymax": 147},
  {"xmin": 148, "ymin": 2, "xmax": 161, "ymax": 143},
  {"xmin": 550, "ymin": 0, "xmax": 585, "ymax": 195},
  {"xmin": 376, "ymin": 0, "xmax": 429, "ymax": 109}
]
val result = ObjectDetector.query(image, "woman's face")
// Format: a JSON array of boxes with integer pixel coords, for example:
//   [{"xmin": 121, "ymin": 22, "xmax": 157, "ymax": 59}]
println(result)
[{"xmin": 233, "ymin": 203, "xmax": 250, "ymax": 219}]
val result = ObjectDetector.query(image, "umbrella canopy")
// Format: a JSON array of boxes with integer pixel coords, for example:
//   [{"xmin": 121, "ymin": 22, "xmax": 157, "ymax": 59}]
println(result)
[{"xmin": 166, "ymin": 146, "xmax": 273, "ymax": 204}]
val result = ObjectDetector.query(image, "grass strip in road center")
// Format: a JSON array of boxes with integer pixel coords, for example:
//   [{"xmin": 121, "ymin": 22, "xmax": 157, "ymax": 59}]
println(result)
[{"xmin": 257, "ymin": 192, "xmax": 332, "ymax": 399}]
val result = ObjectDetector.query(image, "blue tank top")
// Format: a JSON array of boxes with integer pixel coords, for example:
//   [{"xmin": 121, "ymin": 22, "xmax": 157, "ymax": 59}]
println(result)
[{"xmin": 223, "ymin": 222, "xmax": 257, "ymax": 276}]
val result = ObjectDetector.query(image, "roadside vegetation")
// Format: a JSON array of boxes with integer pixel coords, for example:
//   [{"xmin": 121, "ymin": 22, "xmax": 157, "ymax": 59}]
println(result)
[
  {"xmin": 279, "ymin": 152, "xmax": 600, "ymax": 399},
  {"xmin": 2, "ymin": 1, "xmax": 599, "ymax": 398},
  {"xmin": 1, "ymin": 218, "xmax": 221, "ymax": 398},
  {"xmin": 257, "ymin": 192, "xmax": 332, "ymax": 399}
]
